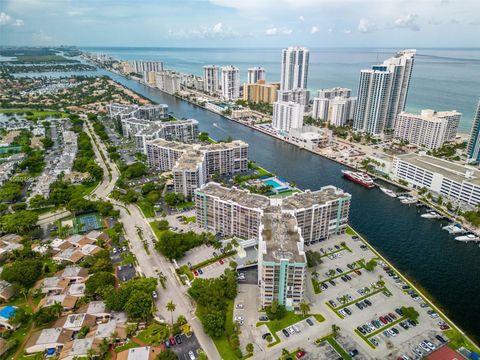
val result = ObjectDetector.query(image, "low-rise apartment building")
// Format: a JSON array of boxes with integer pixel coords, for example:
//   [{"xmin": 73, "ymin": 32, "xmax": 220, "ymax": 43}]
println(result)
[{"xmin": 391, "ymin": 153, "xmax": 480, "ymax": 207}]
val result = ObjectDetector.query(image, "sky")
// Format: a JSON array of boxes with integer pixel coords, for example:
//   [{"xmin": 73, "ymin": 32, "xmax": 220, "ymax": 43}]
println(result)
[{"xmin": 1, "ymin": 0, "xmax": 480, "ymax": 48}]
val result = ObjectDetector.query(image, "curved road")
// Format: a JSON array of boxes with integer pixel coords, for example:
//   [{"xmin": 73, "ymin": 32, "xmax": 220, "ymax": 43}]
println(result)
[{"xmin": 84, "ymin": 121, "xmax": 221, "ymax": 359}]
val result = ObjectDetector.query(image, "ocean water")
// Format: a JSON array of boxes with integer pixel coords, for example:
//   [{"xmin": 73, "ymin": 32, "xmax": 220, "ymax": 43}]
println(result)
[{"xmin": 81, "ymin": 47, "xmax": 480, "ymax": 133}]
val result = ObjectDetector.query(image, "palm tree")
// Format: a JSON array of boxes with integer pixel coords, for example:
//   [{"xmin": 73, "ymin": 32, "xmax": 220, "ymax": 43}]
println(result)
[
  {"xmin": 312, "ymin": 271, "xmax": 319, "ymax": 279},
  {"xmin": 166, "ymin": 300, "xmax": 176, "ymax": 328},
  {"xmin": 331, "ymin": 324, "xmax": 340, "ymax": 338},
  {"xmin": 299, "ymin": 301, "xmax": 311, "ymax": 318},
  {"xmin": 52, "ymin": 301, "xmax": 63, "ymax": 317},
  {"xmin": 19, "ymin": 287, "xmax": 30, "ymax": 302}
]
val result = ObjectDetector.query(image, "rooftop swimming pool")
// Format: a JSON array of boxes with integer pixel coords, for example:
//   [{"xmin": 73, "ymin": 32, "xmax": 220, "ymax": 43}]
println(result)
[{"xmin": 264, "ymin": 179, "xmax": 283, "ymax": 189}]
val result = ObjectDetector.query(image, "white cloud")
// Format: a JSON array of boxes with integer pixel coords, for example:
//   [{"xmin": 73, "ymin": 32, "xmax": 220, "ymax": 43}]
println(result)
[
  {"xmin": 393, "ymin": 14, "xmax": 420, "ymax": 31},
  {"xmin": 265, "ymin": 27, "xmax": 293, "ymax": 36},
  {"xmin": 311, "ymin": 25, "xmax": 320, "ymax": 34},
  {"xmin": 0, "ymin": 12, "xmax": 12, "ymax": 25},
  {"xmin": 327, "ymin": 27, "xmax": 334, "ymax": 33},
  {"xmin": 167, "ymin": 23, "xmax": 239, "ymax": 40},
  {"xmin": 299, "ymin": 15, "xmax": 305, "ymax": 22},
  {"xmin": 212, "ymin": 22, "xmax": 223, "ymax": 33},
  {"xmin": 12, "ymin": 19, "xmax": 24, "ymax": 26},
  {"xmin": 32, "ymin": 31, "xmax": 53, "ymax": 43},
  {"xmin": 358, "ymin": 18, "xmax": 377, "ymax": 33},
  {"xmin": 67, "ymin": 10, "xmax": 83, "ymax": 16},
  {"xmin": 343, "ymin": 29, "xmax": 351, "ymax": 34}
]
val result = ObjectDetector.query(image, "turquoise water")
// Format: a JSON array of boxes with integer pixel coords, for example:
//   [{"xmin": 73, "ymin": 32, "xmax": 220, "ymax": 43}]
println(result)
[
  {"xmin": 81, "ymin": 47, "xmax": 480, "ymax": 133},
  {"xmin": 264, "ymin": 179, "xmax": 282, "ymax": 189}
]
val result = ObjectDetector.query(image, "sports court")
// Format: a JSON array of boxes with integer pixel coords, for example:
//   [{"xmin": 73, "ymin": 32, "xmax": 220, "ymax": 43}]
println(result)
[{"xmin": 74, "ymin": 213, "xmax": 103, "ymax": 234}]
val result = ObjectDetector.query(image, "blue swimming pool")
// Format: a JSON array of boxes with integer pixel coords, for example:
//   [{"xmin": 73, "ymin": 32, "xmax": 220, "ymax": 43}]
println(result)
[{"xmin": 264, "ymin": 179, "xmax": 282, "ymax": 189}]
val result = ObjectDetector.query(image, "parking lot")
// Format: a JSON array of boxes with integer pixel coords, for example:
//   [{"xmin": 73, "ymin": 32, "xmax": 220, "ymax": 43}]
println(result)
[
  {"xmin": 117, "ymin": 263, "xmax": 136, "ymax": 283},
  {"xmin": 171, "ymin": 332, "xmax": 202, "ymax": 360},
  {"xmin": 305, "ymin": 232, "xmax": 452, "ymax": 359}
]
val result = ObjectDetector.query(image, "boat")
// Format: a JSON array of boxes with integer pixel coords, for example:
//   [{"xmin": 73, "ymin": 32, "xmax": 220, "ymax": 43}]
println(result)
[
  {"xmin": 455, "ymin": 234, "xmax": 479, "ymax": 242},
  {"xmin": 421, "ymin": 211, "xmax": 442, "ymax": 219},
  {"xmin": 401, "ymin": 197, "xmax": 418, "ymax": 205},
  {"xmin": 442, "ymin": 223, "xmax": 465, "ymax": 234},
  {"xmin": 380, "ymin": 187, "xmax": 397, "ymax": 198},
  {"xmin": 341, "ymin": 170, "xmax": 375, "ymax": 188},
  {"xmin": 397, "ymin": 195, "xmax": 407, "ymax": 200}
]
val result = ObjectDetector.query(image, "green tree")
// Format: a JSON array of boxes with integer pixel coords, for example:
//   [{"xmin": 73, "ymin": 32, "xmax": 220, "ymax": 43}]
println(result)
[
  {"xmin": 85, "ymin": 272, "xmax": 116, "ymax": 297},
  {"xmin": 0, "ymin": 210, "xmax": 39, "ymax": 235},
  {"xmin": 202, "ymin": 311, "xmax": 225, "ymax": 338},
  {"xmin": 166, "ymin": 300, "xmax": 176, "ymax": 328},
  {"xmin": 125, "ymin": 290, "xmax": 153, "ymax": 321},
  {"xmin": 246, "ymin": 343, "xmax": 254, "ymax": 354},
  {"xmin": 299, "ymin": 301, "xmax": 311, "ymax": 318},
  {"xmin": 156, "ymin": 349, "xmax": 178, "ymax": 360},
  {"xmin": 401, "ymin": 306, "xmax": 420, "ymax": 322},
  {"xmin": 28, "ymin": 194, "xmax": 47, "ymax": 209},
  {"xmin": 1, "ymin": 259, "xmax": 43, "ymax": 287}
]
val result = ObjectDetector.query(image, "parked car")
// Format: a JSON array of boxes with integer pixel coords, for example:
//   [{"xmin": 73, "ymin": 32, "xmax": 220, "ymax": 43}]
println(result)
[
  {"xmin": 188, "ymin": 350, "xmax": 196, "ymax": 360},
  {"xmin": 282, "ymin": 329, "xmax": 290, "ymax": 337},
  {"xmin": 306, "ymin": 318, "xmax": 314, "ymax": 326},
  {"xmin": 296, "ymin": 351, "xmax": 306, "ymax": 359},
  {"xmin": 152, "ymin": 291, "xmax": 158, "ymax": 299},
  {"xmin": 169, "ymin": 337, "xmax": 176, "ymax": 346},
  {"xmin": 175, "ymin": 335, "xmax": 182, "ymax": 344}
]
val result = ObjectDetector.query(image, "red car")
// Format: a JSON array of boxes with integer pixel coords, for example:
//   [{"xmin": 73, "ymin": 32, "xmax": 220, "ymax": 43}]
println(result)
[
  {"xmin": 193, "ymin": 270, "xmax": 198, "ymax": 276},
  {"xmin": 388, "ymin": 313, "xmax": 397, "ymax": 320},
  {"xmin": 219, "ymin": 259, "xmax": 224, "ymax": 265},
  {"xmin": 296, "ymin": 351, "xmax": 306, "ymax": 359},
  {"xmin": 379, "ymin": 316, "xmax": 388, "ymax": 324},
  {"xmin": 440, "ymin": 324, "xmax": 450, "ymax": 330},
  {"xmin": 169, "ymin": 337, "xmax": 176, "ymax": 346}
]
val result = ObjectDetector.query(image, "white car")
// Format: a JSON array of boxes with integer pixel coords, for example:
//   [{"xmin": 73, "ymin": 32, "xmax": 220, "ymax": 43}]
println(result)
[
  {"xmin": 188, "ymin": 350, "xmax": 196, "ymax": 360},
  {"xmin": 234, "ymin": 315, "xmax": 244, "ymax": 321},
  {"xmin": 292, "ymin": 325, "xmax": 300, "ymax": 333},
  {"xmin": 288, "ymin": 326, "xmax": 295, "ymax": 335}
]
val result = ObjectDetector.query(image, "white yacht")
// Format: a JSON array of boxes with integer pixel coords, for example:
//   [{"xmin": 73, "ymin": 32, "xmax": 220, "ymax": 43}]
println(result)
[
  {"xmin": 421, "ymin": 211, "xmax": 442, "ymax": 219},
  {"xmin": 401, "ymin": 197, "xmax": 418, "ymax": 205},
  {"xmin": 380, "ymin": 187, "xmax": 397, "ymax": 198},
  {"xmin": 455, "ymin": 234, "xmax": 479, "ymax": 242},
  {"xmin": 442, "ymin": 223, "xmax": 464, "ymax": 234}
]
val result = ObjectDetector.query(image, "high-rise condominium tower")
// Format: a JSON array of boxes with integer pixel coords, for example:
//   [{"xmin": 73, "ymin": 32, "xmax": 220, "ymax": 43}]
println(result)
[
  {"xmin": 247, "ymin": 67, "xmax": 266, "ymax": 84},
  {"xmin": 221, "ymin": 65, "xmax": 240, "ymax": 100},
  {"xmin": 353, "ymin": 49, "xmax": 416, "ymax": 136},
  {"xmin": 280, "ymin": 47, "xmax": 309, "ymax": 91},
  {"xmin": 203, "ymin": 65, "xmax": 219, "ymax": 95},
  {"xmin": 467, "ymin": 99, "xmax": 480, "ymax": 163}
]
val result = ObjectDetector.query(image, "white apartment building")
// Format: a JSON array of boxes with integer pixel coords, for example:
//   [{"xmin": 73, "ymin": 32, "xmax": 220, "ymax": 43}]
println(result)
[
  {"xmin": 194, "ymin": 183, "xmax": 351, "ymax": 245},
  {"xmin": 277, "ymin": 88, "xmax": 310, "ymax": 110},
  {"xmin": 394, "ymin": 109, "xmax": 462, "ymax": 149},
  {"xmin": 107, "ymin": 103, "xmax": 168, "ymax": 121},
  {"xmin": 221, "ymin": 65, "xmax": 240, "ymax": 100},
  {"xmin": 146, "ymin": 139, "xmax": 192, "ymax": 171},
  {"xmin": 258, "ymin": 210, "xmax": 307, "ymax": 310},
  {"xmin": 247, "ymin": 67, "xmax": 266, "ymax": 84},
  {"xmin": 391, "ymin": 153, "xmax": 480, "ymax": 207},
  {"xmin": 146, "ymin": 140, "xmax": 249, "ymax": 196},
  {"xmin": 467, "ymin": 99, "xmax": 480, "ymax": 163},
  {"xmin": 272, "ymin": 101, "xmax": 304, "ymax": 132},
  {"xmin": 280, "ymin": 47, "xmax": 309, "ymax": 91},
  {"xmin": 203, "ymin": 65, "xmax": 219, "ymax": 95},
  {"xmin": 131, "ymin": 60, "xmax": 163, "ymax": 73},
  {"xmin": 134, "ymin": 119, "xmax": 199, "ymax": 153},
  {"xmin": 353, "ymin": 49, "xmax": 416, "ymax": 135},
  {"xmin": 312, "ymin": 88, "xmax": 356, "ymax": 126},
  {"xmin": 173, "ymin": 150, "xmax": 207, "ymax": 198},
  {"xmin": 155, "ymin": 71, "xmax": 181, "ymax": 95}
]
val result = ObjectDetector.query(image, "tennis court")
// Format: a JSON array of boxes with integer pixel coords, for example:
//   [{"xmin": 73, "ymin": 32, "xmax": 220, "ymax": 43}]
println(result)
[{"xmin": 74, "ymin": 213, "xmax": 103, "ymax": 233}]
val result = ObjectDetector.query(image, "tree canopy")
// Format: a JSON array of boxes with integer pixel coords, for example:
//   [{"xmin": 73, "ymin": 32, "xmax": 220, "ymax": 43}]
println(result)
[
  {"xmin": 0, "ymin": 210, "xmax": 39, "ymax": 235},
  {"xmin": 154, "ymin": 230, "xmax": 206, "ymax": 260},
  {"xmin": 1, "ymin": 259, "xmax": 44, "ymax": 287}
]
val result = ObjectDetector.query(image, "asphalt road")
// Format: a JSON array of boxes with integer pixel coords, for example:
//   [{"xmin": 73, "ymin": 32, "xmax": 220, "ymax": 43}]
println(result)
[{"xmin": 84, "ymin": 121, "xmax": 220, "ymax": 359}]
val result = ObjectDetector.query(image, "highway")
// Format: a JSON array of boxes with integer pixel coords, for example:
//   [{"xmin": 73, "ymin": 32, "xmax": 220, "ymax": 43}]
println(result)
[{"xmin": 84, "ymin": 121, "xmax": 221, "ymax": 359}]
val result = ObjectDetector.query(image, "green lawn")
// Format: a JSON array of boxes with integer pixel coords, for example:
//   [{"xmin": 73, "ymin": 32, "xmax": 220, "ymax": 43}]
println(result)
[
  {"xmin": 135, "ymin": 322, "xmax": 170, "ymax": 345},
  {"xmin": 115, "ymin": 340, "xmax": 139, "ymax": 353},
  {"xmin": 176, "ymin": 201, "xmax": 194, "ymax": 210},
  {"xmin": 444, "ymin": 329, "xmax": 480, "ymax": 353},
  {"xmin": 196, "ymin": 300, "xmax": 241, "ymax": 360},
  {"xmin": 138, "ymin": 200, "xmax": 156, "ymax": 218},
  {"xmin": 149, "ymin": 221, "xmax": 168, "ymax": 240},
  {"xmin": 257, "ymin": 311, "xmax": 325, "ymax": 335},
  {"xmin": 0, "ymin": 109, "xmax": 69, "ymax": 117}
]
